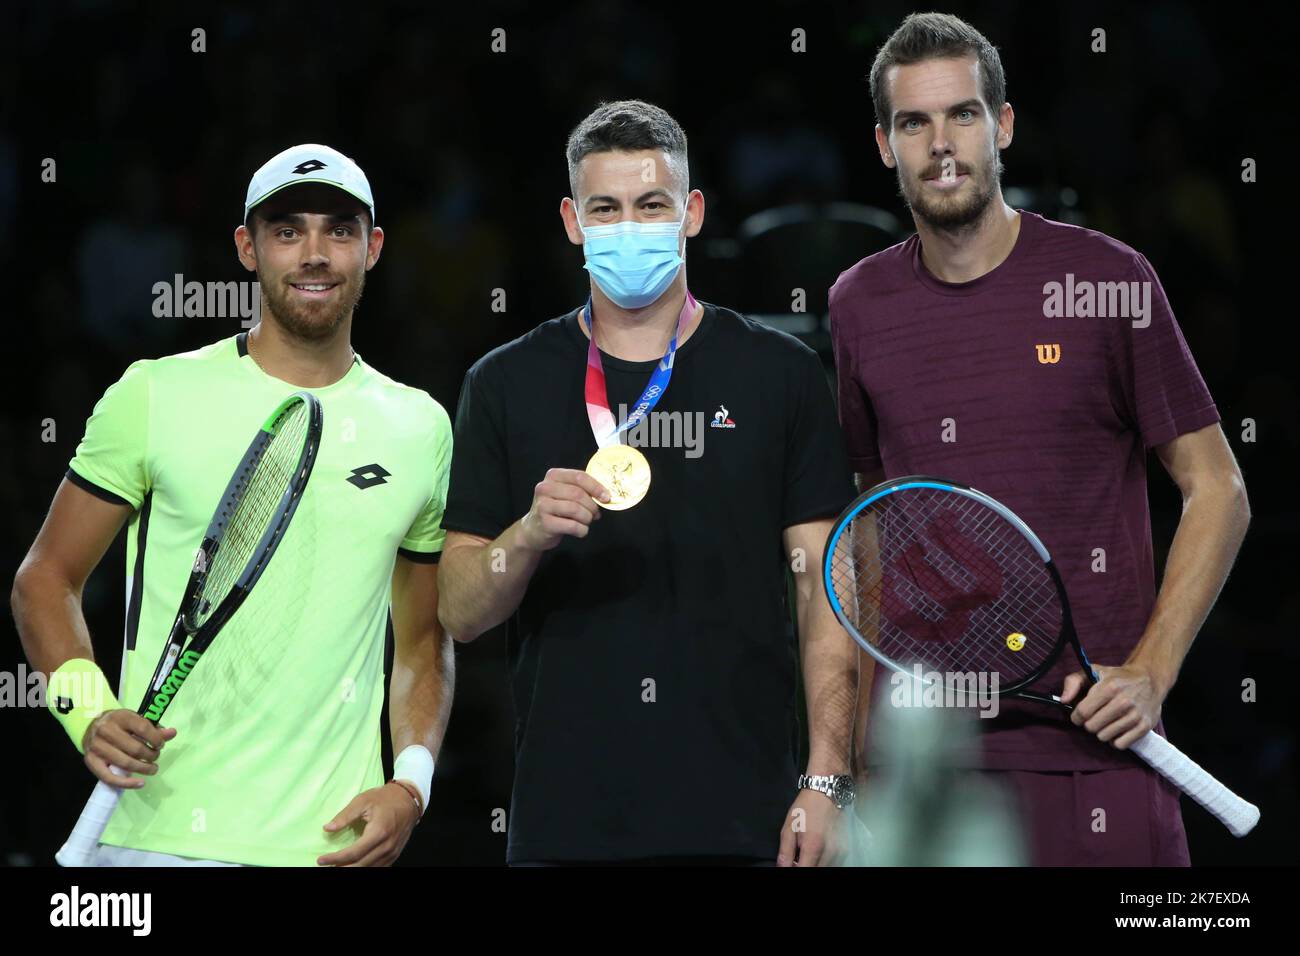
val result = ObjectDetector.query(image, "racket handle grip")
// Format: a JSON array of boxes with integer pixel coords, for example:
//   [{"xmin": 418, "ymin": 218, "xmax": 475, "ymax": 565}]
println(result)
[
  {"xmin": 55, "ymin": 767, "xmax": 127, "ymax": 866},
  {"xmin": 1130, "ymin": 730, "xmax": 1260, "ymax": 837}
]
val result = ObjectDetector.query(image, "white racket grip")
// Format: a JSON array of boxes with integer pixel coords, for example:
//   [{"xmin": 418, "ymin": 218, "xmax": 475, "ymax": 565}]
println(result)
[
  {"xmin": 55, "ymin": 768, "xmax": 126, "ymax": 866},
  {"xmin": 1130, "ymin": 730, "xmax": 1260, "ymax": 837}
]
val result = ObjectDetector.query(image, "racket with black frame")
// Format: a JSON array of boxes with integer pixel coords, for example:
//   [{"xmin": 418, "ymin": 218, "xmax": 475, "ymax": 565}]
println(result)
[
  {"xmin": 824, "ymin": 475, "xmax": 1259, "ymax": 837},
  {"xmin": 55, "ymin": 391, "xmax": 323, "ymax": 866}
]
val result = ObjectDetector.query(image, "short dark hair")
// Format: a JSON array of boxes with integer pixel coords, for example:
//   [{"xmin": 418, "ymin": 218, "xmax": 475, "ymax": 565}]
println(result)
[
  {"xmin": 869, "ymin": 13, "xmax": 1006, "ymax": 134},
  {"xmin": 565, "ymin": 99, "xmax": 690, "ymax": 200}
]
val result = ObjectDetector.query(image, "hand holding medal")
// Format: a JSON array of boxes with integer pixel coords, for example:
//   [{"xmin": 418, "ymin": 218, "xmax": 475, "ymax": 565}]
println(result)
[
  {"xmin": 518, "ymin": 292, "xmax": 695, "ymax": 550},
  {"xmin": 581, "ymin": 292, "xmax": 698, "ymax": 511},
  {"xmin": 585, "ymin": 443, "xmax": 651, "ymax": 511},
  {"xmin": 518, "ymin": 467, "xmax": 611, "ymax": 551}
]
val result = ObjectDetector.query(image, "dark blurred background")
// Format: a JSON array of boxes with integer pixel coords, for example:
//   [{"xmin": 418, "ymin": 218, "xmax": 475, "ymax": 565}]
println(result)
[{"xmin": 2, "ymin": 0, "xmax": 1295, "ymax": 865}]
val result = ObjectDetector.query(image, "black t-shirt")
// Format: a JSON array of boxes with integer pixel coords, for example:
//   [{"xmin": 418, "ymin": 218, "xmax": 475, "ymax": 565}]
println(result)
[{"xmin": 443, "ymin": 302, "xmax": 854, "ymax": 862}]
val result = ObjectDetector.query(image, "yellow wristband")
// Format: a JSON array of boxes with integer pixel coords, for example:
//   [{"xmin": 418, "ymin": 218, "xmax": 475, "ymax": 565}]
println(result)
[{"xmin": 47, "ymin": 659, "xmax": 122, "ymax": 754}]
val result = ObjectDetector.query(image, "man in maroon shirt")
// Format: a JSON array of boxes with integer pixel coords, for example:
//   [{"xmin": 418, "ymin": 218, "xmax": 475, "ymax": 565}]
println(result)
[{"xmin": 831, "ymin": 12, "xmax": 1251, "ymax": 865}]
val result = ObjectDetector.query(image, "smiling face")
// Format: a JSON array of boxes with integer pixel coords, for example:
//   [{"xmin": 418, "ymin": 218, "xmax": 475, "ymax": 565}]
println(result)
[
  {"xmin": 234, "ymin": 182, "xmax": 383, "ymax": 341},
  {"xmin": 876, "ymin": 55, "xmax": 1013, "ymax": 231}
]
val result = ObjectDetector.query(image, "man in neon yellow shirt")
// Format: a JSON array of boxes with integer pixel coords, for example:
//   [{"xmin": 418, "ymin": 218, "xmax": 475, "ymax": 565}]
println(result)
[{"xmin": 13, "ymin": 144, "xmax": 453, "ymax": 866}]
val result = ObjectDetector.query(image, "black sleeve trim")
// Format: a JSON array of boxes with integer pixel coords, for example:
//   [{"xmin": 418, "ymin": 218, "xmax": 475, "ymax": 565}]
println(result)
[
  {"xmin": 439, "ymin": 521, "xmax": 506, "ymax": 542},
  {"xmin": 397, "ymin": 547, "xmax": 442, "ymax": 564},
  {"xmin": 125, "ymin": 492, "xmax": 153, "ymax": 652},
  {"xmin": 65, "ymin": 468, "xmax": 134, "ymax": 508}
]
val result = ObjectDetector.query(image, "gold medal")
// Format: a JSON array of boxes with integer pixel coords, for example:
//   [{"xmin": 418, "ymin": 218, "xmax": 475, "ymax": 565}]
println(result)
[{"xmin": 585, "ymin": 444, "xmax": 651, "ymax": 510}]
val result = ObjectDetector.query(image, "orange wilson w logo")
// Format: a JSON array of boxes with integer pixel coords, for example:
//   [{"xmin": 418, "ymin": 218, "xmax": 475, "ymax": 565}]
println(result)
[{"xmin": 1035, "ymin": 344, "xmax": 1061, "ymax": 364}]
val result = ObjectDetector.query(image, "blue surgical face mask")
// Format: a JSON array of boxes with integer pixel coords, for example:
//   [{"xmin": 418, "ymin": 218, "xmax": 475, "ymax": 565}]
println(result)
[{"xmin": 577, "ymin": 212, "xmax": 687, "ymax": 309}]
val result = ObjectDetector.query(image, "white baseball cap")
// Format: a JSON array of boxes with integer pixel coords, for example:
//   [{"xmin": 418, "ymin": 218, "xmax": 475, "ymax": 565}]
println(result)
[{"xmin": 244, "ymin": 143, "xmax": 375, "ymax": 225}]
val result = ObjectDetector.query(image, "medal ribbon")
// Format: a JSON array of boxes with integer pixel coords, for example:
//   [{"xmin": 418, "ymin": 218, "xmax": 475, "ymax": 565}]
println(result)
[{"xmin": 583, "ymin": 291, "xmax": 698, "ymax": 448}]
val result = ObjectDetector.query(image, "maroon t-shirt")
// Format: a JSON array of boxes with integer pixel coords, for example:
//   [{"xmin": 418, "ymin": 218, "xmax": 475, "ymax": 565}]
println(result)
[{"xmin": 829, "ymin": 210, "xmax": 1220, "ymax": 771}]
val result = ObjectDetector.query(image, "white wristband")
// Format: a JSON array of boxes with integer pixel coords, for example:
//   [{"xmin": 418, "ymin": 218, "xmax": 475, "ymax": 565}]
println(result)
[{"xmin": 393, "ymin": 745, "xmax": 434, "ymax": 815}]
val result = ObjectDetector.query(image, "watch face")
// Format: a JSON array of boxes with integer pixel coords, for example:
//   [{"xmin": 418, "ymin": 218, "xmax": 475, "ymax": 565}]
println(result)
[
  {"xmin": 831, "ymin": 776, "xmax": 854, "ymax": 804},
  {"xmin": 801, "ymin": 774, "xmax": 854, "ymax": 806}
]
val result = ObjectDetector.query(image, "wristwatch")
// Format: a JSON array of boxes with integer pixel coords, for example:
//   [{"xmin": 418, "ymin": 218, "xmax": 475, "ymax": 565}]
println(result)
[{"xmin": 798, "ymin": 773, "xmax": 856, "ymax": 809}]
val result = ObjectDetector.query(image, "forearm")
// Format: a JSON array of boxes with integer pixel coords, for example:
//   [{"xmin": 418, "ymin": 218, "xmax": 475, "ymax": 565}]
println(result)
[
  {"xmin": 438, "ymin": 521, "xmax": 543, "ymax": 640},
  {"xmin": 797, "ymin": 584, "xmax": 858, "ymax": 774},
  {"xmin": 12, "ymin": 560, "xmax": 97, "ymax": 676},
  {"xmin": 1127, "ymin": 473, "xmax": 1250, "ymax": 694},
  {"xmin": 388, "ymin": 628, "xmax": 454, "ymax": 756},
  {"xmin": 850, "ymin": 649, "xmax": 877, "ymax": 778},
  {"xmin": 847, "ymin": 470, "xmax": 885, "ymax": 777}
]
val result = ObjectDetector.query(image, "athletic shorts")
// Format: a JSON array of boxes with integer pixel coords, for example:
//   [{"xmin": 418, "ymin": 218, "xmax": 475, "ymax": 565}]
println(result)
[{"xmin": 985, "ymin": 766, "xmax": 1191, "ymax": 866}]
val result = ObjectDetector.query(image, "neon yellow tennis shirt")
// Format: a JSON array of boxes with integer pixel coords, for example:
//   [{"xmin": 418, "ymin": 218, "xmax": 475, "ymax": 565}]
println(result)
[{"xmin": 66, "ymin": 333, "xmax": 451, "ymax": 865}]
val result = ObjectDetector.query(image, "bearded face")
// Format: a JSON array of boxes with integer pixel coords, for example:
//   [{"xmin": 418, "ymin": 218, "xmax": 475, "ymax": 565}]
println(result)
[
  {"xmin": 256, "ymin": 253, "xmax": 366, "ymax": 342},
  {"xmin": 896, "ymin": 145, "xmax": 1003, "ymax": 232},
  {"xmin": 881, "ymin": 55, "xmax": 1008, "ymax": 233},
  {"xmin": 244, "ymin": 183, "xmax": 375, "ymax": 342}
]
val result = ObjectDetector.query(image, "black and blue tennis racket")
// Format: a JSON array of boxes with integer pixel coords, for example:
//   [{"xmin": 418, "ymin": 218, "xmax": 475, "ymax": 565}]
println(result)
[{"xmin": 824, "ymin": 475, "xmax": 1259, "ymax": 837}]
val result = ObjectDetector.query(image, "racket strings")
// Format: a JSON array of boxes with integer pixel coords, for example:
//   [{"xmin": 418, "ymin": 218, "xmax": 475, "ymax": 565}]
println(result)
[
  {"xmin": 192, "ymin": 401, "xmax": 311, "ymax": 628},
  {"xmin": 831, "ymin": 489, "xmax": 1062, "ymax": 685},
  {"xmin": 181, "ymin": 488, "xmax": 317, "ymax": 728}
]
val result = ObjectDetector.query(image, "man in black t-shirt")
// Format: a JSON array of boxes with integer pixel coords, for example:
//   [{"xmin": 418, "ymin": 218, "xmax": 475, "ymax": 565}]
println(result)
[{"xmin": 438, "ymin": 100, "xmax": 858, "ymax": 865}]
